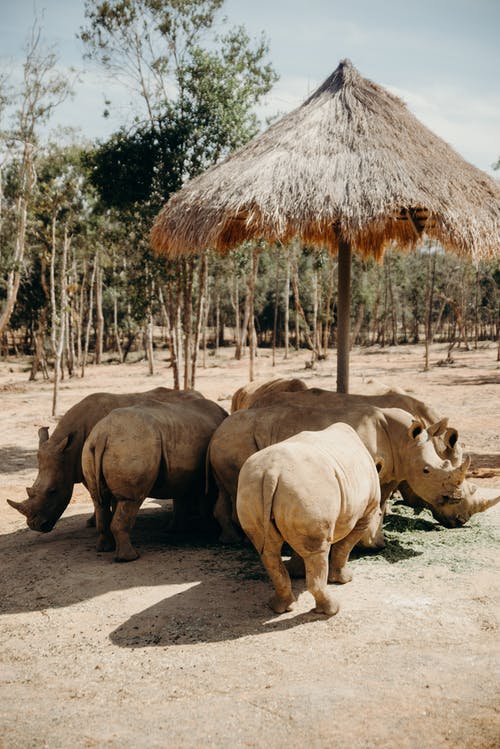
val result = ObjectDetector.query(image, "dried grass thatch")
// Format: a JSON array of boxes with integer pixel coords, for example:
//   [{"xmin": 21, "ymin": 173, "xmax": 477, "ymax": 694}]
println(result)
[{"xmin": 151, "ymin": 59, "xmax": 500, "ymax": 261}]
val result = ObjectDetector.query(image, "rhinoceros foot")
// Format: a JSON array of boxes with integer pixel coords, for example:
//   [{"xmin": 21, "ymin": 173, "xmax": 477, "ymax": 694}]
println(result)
[
  {"xmin": 328, "ymin": 565, "xmax": 353, "ymax": 585},
  {"xmin": 269, "ymin": 592, "xmax": 296, "ymax": 614},
  {"xmin": 313, "ymin": 592, "xmax": 340, "ymax": 617},
  {"xmin": 218, "ymin": 526, "xmax": 244, "ymax": 544},
  {"xmin": 114, "ymin": 542, "xmax": 140, "ymax": 562},
  {"xmin": 96, "ymin": 535, "xmax": 115, "ymax": 553}
]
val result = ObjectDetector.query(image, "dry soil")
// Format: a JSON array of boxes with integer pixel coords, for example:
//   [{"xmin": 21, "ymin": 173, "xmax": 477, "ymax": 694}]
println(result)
[{"xmin": 0, "ymin": 342, "xmax": 499, "ymax": 749}]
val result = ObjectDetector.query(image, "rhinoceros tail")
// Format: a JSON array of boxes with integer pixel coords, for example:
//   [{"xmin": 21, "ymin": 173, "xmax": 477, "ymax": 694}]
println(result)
[
  {"xmin": 260, "ymin": 469, "xmax": 280, "ymax": 555},
  {"xmin": 84, "ymin": 432, "xmax": 108, "ymax": 507}
]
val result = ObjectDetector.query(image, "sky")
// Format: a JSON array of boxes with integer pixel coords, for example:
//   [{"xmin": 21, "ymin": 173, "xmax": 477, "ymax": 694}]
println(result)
[{"xmin": 1, "ymin": 0, "xmax": 499, "ymax": 176}]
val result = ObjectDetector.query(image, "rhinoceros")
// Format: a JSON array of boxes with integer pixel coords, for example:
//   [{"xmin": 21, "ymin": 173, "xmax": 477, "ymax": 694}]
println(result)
[
  {"xmin": 7, "ymin": 387, "xmax": 202, "ymax": 532},
  {"xmin": 208, "ymin": 402, "xmax": 499, "ymax": 545},
  {"xmin": 231, "ymin": 377, "xmax": 308, "ymax": 413},
  {"xmin": 81, "ymin": 397, "xmax": 227, "ymax": 561},
  {"xmin": 249, "ymin": 385, "xmax": 461, "ymax": 465},
  {"xmin": 246, "ymin": 385, "xmax": 471, "ymax": 521},
  {"xmin": 237, "ymin": 423, "xmax": 382, "ymax": 616}
]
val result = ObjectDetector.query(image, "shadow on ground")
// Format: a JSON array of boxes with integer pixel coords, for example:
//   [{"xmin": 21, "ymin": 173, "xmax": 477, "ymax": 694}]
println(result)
[
  {"xmin": 468, "ymin": 452, "xmax": 500, "ymax": 478},
  {"xmin": 0, "ymin": 501, "xmax": 435, "ymax": 621},
  {"xmin": 440, "ymin": 374, "xmax": 500, "ymax": 387},
  {"xmin": 0, "ymin": 445, "xmax": 37, "ymax": 474}
]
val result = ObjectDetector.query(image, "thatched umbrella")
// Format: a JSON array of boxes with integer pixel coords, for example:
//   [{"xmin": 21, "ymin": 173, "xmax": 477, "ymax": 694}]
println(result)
[{"xmin": 151, "ymin": 59, "xmax": 500, "ymax": 391}]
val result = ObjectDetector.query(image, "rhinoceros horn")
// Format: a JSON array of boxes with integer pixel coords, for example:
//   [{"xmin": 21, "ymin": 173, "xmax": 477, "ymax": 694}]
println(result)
[
  {"xmin": 468, "ymin": 485, "xmax": 500, "ymax": 515},
  {"xmin": 7, "ymin": 498, "xmax": 30, "ymax": 516}
]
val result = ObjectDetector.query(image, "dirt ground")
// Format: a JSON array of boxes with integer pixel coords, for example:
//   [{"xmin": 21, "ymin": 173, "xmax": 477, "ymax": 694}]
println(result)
[{"xmin": 0, "ymin": 342, "xmax": 499, "ymax": 749}]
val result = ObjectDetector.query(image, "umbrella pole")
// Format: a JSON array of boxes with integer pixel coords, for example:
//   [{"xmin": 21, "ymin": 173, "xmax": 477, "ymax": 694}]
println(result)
[{"xmin": 336, "ymin": 239, "xmax": 351, "ymax": 393}]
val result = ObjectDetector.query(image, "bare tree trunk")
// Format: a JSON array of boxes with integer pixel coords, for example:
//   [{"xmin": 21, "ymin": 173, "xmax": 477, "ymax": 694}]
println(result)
[
  {"xmin": 161, "ymin": 281, "xmax": 180, "ymax": 389},
  {"xmin": 284, "ymin": 255, "xmax": 290, "ymax": 359},
  {"xmin": 240, "ymin": 294, "xmax": 251, "ymax": 356},
  {"xmin": 191, "ymin": 252, "xmax": 208, "ymax": 388},
  {"xmin": 247, "ymin": 246, "xmax": 259, "ymax": 382},
  {"xmin": 323, "ymin": 255, "xmax": 335, "ymax": 356},
  {"xmin": 232, "ymin": 274, "xmax": 242, "ymax": 360},
  {"xmin": 272, "ymin": 253, "xmax": 280, "ymax": 367},
  {"xmin": 291, "ymin": 260, "xmax": 314, "ymax": 350},
  {"xmin": 95, "ymin": 255, "xmax": 104, "ymax": 365},
  {"xmin": 424, "ymin": 250, "xmax": 436, "ymax": 371},
  {"xmin": 385, "ymin": 253, "xmax": 397, "ymax": 345},
  {"xmin": 81, "ymin": 260, "xmax": 96, "ymax": 378},
  {"xmin": 215, "ymin": 293, "xmax": 220, "ymax": 355},
  {"xmin": 52, "ymin": 226, "xmax": 70, "ymax": 416},
  {"xmin": 0, "ymin": 144, "xmax": 35, "ymax": 338},
  {"xmin": 145, "ymin": 312, "xmax": 154, "ymax": 375},
  {"xmin": 113, "ymin": 291, "xmax": 124, "ymax": 362},
  {"xmin": 351, "ymin": 303, "xmax": 365, "ymax": 347},
  {"xmin": 76, "ymin": 261, "xmax": 86, "ymax": 369}
]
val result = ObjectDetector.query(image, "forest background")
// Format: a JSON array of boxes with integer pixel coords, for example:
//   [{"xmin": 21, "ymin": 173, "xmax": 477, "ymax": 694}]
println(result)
[{"xmin": 1, "ymin": 0, "xmax": 499, "ymax": 414}]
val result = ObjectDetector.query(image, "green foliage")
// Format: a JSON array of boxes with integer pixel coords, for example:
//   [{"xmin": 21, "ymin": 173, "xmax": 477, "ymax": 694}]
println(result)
[{"xmin": 80, "ymin": 0, "xmax": 277, "ymax": 216}]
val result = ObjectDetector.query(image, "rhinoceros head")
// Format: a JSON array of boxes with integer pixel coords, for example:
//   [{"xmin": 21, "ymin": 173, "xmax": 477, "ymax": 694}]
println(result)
[
  {"xmin": 401, "ymin": 419, "xmax": 499, "ymax": 525},
  {"xmin": 7, "ymin": 426, "xmax": 76, "ymax": 532},
  {"xmin": 425, "ymin": 480, "xmax": 500, "ymax": 527}
]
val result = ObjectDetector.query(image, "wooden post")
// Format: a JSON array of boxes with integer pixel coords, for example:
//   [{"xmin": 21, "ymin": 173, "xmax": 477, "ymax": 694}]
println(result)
[{"xmin": 336, "ymin": 239, "xmax": 351, "ymax": 393}]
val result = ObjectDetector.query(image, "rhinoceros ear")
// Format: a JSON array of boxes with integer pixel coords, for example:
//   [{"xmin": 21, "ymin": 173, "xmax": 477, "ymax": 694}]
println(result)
[
  {"xmin": 38, "ymin": 426, "xmax": 50, "ymax": 446},
  {"xmin": 427, "ymin": 418, "xmax": 449, "ymax": 438},
  {"xmin": 408, "ymin": 419, "xmax": 425, "ymax": 440},
  {"xmin": 55, "ymin": 432, "xmax": 74, "ymax": 453},
  {"xmin": 444, "ymin": 427, "xmax": 459, "ymax": 449},
  {"xmin": 374, "ymin": 456, "xmax": 385, "ymax": 474}
]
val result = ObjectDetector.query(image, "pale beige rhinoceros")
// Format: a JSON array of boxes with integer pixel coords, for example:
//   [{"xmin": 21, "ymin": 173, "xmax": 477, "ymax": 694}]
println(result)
[
  {"xmin": 81, "ymin": 397, "xmax": 227, "ymax": 561},
  {"xmin": 236, "ymin": 423, "xmax": 382, "ymax": 617},
  {"xmin": 208, "ymin": 402, "xmax": 499, "ymax": 545},
  {"xmin": 245, "ymin": 385, "xmax": 493, "ymax": 527},
  {"xmin": 7, "ymin": 387, "xmax": 196, "ymax": 533}
]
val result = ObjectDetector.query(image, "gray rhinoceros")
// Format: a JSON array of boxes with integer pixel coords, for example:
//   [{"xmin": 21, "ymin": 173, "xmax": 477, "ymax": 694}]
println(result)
[
  {"xmin": 237, "ymin": 423, "xmax": 381, "ymax": 616},
  {"xmin": 81, "ymin": 397, "xmax": 227, "ymax": 561},
  {"xmin": 230, "ymin": 377, "xmax": 308, "ymax": 413},
  {"xmin": 208, "ymin": 402, "xmax": 499, "ymax": 545},
  {"xmin": 247, "ymin": 385, "xmax": 487, "ymax": 526},
  {"xmin": 249, "ymin": 385, "xmax": 462, "ymax": 467},
  {"xmin": 7, "ymin": 388, "xmax": 200, "ymax": 532}
]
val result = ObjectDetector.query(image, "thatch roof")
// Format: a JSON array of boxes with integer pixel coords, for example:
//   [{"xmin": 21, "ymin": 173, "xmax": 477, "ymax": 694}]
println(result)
[{"xmin": 151, "ymin": 59, "xmax": 500, "ymax": 261}]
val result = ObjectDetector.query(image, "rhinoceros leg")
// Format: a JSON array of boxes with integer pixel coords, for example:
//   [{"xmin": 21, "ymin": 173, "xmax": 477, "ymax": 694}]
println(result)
[
  {"xmin": 86, "ymin": 513, "xmax": 97, "ymax": 528},
  {"xmin": 94, "ymin": 502, "xmax": 115, "ymax": 553},
  {"xmin": 110, "ymin": 498, "xmax": 144, "ymax": 562},
  {"xmin": 303, "ymin": 549, "xmax": 339, "ymax": 616},
  {"xmin": 329, "ymin": 513, "xmax": 377, "ymax": 584},
  {"xmin": 258, "ymin": 523, "xmax": 296, "ymax": 614},
  {"xmin": 285, "ymin": 552, "xmax": 305, "ymax": 578},
  {"xmin": 214, "ymin": 488, "xmax": 242, "ymax": 544}
]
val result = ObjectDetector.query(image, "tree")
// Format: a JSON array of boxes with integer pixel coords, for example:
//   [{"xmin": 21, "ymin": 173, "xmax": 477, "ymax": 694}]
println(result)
[
  {"xmin": 80, "ymin": 0, "xmax": 277, "ymax": 386},
  {"xmin": 0, "ymin": 19, "xmax": 72, "ymax": 339}
]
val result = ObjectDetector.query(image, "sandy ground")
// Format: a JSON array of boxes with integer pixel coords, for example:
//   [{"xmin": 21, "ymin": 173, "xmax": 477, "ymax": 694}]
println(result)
[{"xmin": 0, "ymin": 342, "xmax": 499, "ymax": 749}]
